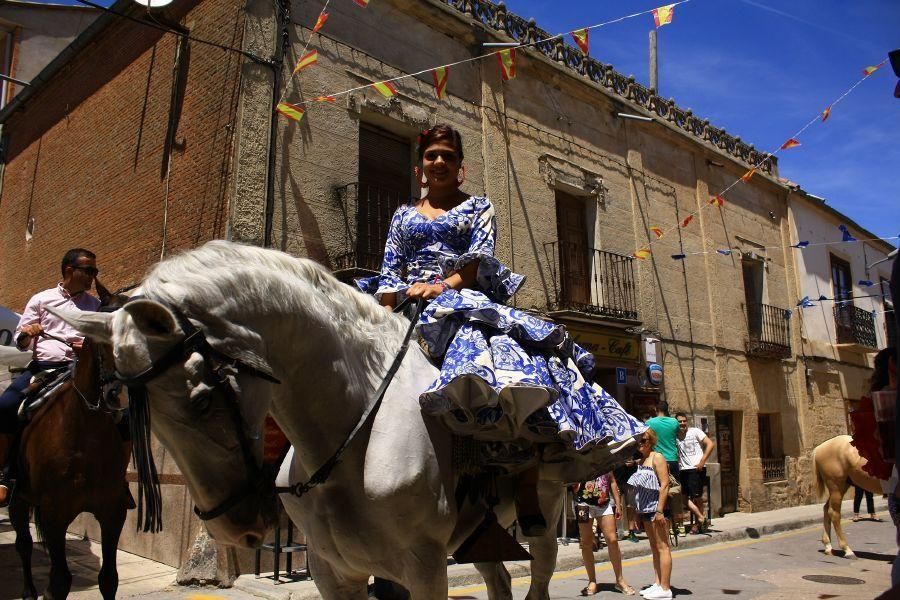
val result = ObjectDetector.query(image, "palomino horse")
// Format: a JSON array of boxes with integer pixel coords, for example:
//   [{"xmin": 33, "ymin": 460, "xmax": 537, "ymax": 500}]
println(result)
[
  {"xmin": 812, "ymin": 435, "xmax": 884, "ymax": 559},
  {"xmin": 6, "ymin": 337, "xmax": 132, "ymax": 599},
  {"xmin": 53, "ymin": 240, "xmax": 635, "ymax": 600}
]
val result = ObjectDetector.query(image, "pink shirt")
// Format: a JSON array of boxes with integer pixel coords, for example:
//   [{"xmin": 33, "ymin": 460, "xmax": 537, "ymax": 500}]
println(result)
[{"xmin": 15, "ymin": 283, "xmax": 101, "ymax": 363}]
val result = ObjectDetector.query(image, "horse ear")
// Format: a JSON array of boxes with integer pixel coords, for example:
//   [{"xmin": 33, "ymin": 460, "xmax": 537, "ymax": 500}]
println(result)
[
  {"xmin": 122, "ymin": 299, "xmax": 178, "ymax": 339},
  {"xmin": 45, "ymin": 307, "xmax": 114, "ymax": 342}
]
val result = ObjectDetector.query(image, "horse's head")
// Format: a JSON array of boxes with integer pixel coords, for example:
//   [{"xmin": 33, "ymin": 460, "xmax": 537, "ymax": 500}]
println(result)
[{"xmin": 49, "ymin": 299, "xmax": 279, "ymax": 548}]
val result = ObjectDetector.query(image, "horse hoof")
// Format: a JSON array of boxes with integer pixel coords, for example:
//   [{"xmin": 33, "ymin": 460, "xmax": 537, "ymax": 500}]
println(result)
[
  {"xmin": 846, "ymin": 552, "xmax": 858, "ymax": 560},
  {"xmin": 824, "ymin": 547, "xmax": 833, "ymax": 555}
]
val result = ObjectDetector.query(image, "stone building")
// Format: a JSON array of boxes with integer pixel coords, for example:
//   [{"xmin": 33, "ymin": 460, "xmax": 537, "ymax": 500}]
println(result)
[{"xmin": 0, "ymin": 0, "xmax": 892, "ymax": 570}]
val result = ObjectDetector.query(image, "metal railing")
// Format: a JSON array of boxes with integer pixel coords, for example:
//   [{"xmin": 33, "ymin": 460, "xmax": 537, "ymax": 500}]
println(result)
[
  {"xmin": 761, "ymin": 457, "xmax": 786, "ymax": 483},
  {"xmin": 332, "ymin": 182, "xmax": 410, "ymax": 274},
  {"xmin": 745, "ymin": 302, "xmax": 792, "ymax": 359},
  {"xmin": 834, "ymin": 304, "xmax": 878, "ymax": 348},
  {"xmin": 543, "ymin": 241, "xmax": 638, "ymax": 320}
]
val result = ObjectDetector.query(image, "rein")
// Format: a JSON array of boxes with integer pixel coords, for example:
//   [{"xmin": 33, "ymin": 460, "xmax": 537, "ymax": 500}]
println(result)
[{"xmin": 274, "ymin": 297, "xmax": 425, "ymax": 499}]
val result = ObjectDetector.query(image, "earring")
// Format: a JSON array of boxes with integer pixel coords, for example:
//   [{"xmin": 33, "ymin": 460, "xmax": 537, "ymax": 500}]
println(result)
[
  {"xmin": 415, "ymin": 167, "xmax": 429, "ymax": 188},
  {"xmin": 456, "ymin": 165, "xmax": 467, "ymax": 187}
]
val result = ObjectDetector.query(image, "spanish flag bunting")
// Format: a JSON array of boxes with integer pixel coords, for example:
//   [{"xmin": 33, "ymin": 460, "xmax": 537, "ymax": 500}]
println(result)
[
  {"xmin": 652, "ymin": 4, "xmax": 675, "ymax": 28},
  {"xmin": 432, "ymin": 66, "xmax": 449, "ymax": 100},
  {"xmin": 671, "ymin": 254, "xmax": 686, "ymax": 260},
  {"xmin": 292, "ymin": 50, "xmax": 318, "ymax": 75},
  {"xmin": 710, "ymin": 195, "xmax": 725, "ymax": 207},
  {"xmin": 681, "ymin": 214, "xmax": 693, "ymax": 228},
  {"xmin": 311, "ymin": 95, "xmax": 336, "ymax": 102},
  {"xmin": 312, "ymin": 10, "xmax": 328, "ymax": 34},
  {"xmin": 497, "ymin": 48, "xmax": 517, "ymax": 81},
  {"xmin": 741, "ymin": 168, "xmax": 756, "ymax": 183},
  {"xmin": 372, "ymin": 81, "xmax": 397, "ymax": 98},
  {"xmin": 634, "ymin": 249, "xmax": 652, "ymax": 260},
  {"xmin": 353, "ymin": 0, "xmax": 369, "ymax": 7},
  {"xmin": 650, "ymin": 226, "xmax": 664, "ymax": 238},
  {"xmin": 276, "ymin": 102, "xmax": 305, "ymax": 122},
  {"xmin": 862, "ymin": 61, "xmax": 886, "ymax": 77},
  {"xmin": 571, "ymin": 29, "xmax": 589, "ymax": 54},
  {"xmin": 780, "ymin": 138, "xmax": 801, "ymax": 150},
  {"xmin": 821, "ymin": 106, "xmax": 832, "ymax": 122}
]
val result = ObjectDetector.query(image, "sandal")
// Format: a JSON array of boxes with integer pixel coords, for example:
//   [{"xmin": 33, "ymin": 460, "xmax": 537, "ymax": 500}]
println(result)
[
  {"xmin": 852, "ymin": 514, "xmax": 861, "ymax": 522},
  {"xmin": 615, "ymin": 583, "xmax": 637, "ymax": 595},
  {"xmin": 689, "ymin": 524, "xmax": 700, "ymax": 535},
  {"xmin": 581, "ymin": 582, "xmax": 600, "ymax": 596}
]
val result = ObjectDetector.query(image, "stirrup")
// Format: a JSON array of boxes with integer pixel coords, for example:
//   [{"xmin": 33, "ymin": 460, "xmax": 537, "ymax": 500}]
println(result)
[{"xmin": 452, "ymin": 509, "xmax": 533, "ymax": 564}]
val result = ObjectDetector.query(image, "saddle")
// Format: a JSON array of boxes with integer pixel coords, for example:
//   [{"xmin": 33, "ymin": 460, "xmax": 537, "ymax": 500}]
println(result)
[{"xmin": 17, "ymin": 365, "xmax": 73, "ymax": 422}]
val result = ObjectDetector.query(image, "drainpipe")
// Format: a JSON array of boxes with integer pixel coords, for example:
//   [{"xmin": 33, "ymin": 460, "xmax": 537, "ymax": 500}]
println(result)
[{"xmin": 263, "ymin": 0, "xmax": 290, "ymax": 248}]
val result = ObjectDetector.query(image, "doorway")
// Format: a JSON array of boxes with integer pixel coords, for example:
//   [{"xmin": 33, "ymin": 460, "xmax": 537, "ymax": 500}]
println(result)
[{"xmin": 715, "ymin": 410, "xmax": 741, "ymax": 514}]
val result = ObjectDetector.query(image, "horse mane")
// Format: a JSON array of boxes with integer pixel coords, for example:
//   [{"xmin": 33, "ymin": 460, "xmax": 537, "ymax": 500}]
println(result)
[{"xmin": 139, "ymin": 240, "xmax": 408, "ymax": 362}]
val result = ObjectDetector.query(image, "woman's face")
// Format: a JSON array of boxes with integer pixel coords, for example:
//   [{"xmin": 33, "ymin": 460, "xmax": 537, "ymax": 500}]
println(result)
[
  {"xmin": 638, "ymin": 434, "xmax": 652, "ymax": 456},
  {"xmin": 421, "ymin": 139, "xmax": 461, "ymax": 190}
]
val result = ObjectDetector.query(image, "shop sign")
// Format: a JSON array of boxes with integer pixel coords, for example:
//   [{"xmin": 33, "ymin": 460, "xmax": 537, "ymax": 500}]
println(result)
[
  {"xmin": 647, "ymin": 363, "xmax": 663, "ymax": 386},
  {"xmin": 568, "ymin": 328, "xmax": 639, "ymax": 362}
]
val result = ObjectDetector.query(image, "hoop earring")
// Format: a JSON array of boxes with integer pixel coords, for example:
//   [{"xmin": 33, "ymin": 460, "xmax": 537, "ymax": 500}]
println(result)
[
  {"xmin": 415, "ymin": 167, "xmax": 429, "ymax": 189},
  {"xmin": 456, "ymin": 165, "xmax": 467, "ymax": 187}
]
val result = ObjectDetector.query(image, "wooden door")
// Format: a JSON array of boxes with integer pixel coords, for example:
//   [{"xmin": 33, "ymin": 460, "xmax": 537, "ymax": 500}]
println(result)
[
  {"xmin": 715, "ymin": 411, "xmax": 738, "ymax": 514},
  {"xmin": 556, "ymin": 192, "xmax": 589, "ymax": 306}
]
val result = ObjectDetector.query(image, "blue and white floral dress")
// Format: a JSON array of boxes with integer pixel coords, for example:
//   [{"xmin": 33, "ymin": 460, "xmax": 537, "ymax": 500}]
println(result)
[{"xmin": 357, "ymin": 196, "xmax": 645, "ymax": 461}]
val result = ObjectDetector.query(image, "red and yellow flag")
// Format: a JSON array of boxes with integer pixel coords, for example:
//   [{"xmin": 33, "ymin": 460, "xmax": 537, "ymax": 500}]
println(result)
[
  {"xmin": 821, "ymin": 106, "xmax": 832, "ymax": 122},
  {"xmin": 710, "ymin": 195, "xmax": 725, "ymax": 207},
  {"xmin": 650, "ymin": 226, "xmax": 664, "ymax": 239},
  {"xmin": 276, "ymin": 102, "xmax": 305, "ymax": 122},
  {"xmin": 497, "ymin": 48, "xmax": 517, "ymax": 81},
  {"xmin": 353, "ymin": 0, "xmax": 369, "ymax": 6},
  {"xmin": 312, "ymin": 10, "xmax": 328, "ymax": 34},
  {"xmin": 311, "ymin": 95, "xmax": 336, "ymax": 102},
  {"xmin": 862, "ymin": 61, "xmax": 885, "ymax": 77},
  {"xmin": 372, "ymin": 81, "xmax": 397, "ymax": 98},
  {"xmin": 571, "ymin": 29, "xmax": 589, "ymax": 54},
  {"xmin": 741, "ymin": 168, "xmax": 757, "ymax": 183},
  {"xmin": 292, "ymin": 50, "xmax": 318, "ymax": 75},
  {"xmin": 780, "ymin": 138, "xmax": 801, "ymax": 150},
  {"xmin": 633, "ymin": 249, "xmax": 652, "ymax": 260},
  {"xmin": 681, "ymin": 214, "xmax": 693, "ymax": 228},
  {"xmin": 652, "ymin": 4, "xmax": 675, "ymax": 27},
  {"xmin": 432, "ymin": 66, "xmax": 449, "ymax": 100}
]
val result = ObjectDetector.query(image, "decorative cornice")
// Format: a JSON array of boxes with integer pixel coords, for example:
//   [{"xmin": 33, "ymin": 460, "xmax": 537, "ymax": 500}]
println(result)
[{"xmin": 440, "ymin": 0, "xmax": 775, "ymax": 175}]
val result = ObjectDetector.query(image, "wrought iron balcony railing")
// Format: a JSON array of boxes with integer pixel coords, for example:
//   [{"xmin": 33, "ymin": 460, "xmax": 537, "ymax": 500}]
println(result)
[
  {"xmin": 332, "ymin": 182, "xmax": 410, "ymax": 275},
  {"xmin": 761, "ymin": 457, "xmax": 786, "ymax": 483},
  {"xmin": 543, "ymin": 241, "xmax": 638, "ymax": 321},
  {"xmin": 834, "ymin": 304, "xmax": 878, "ymax": 348},
  {"xmin": 745, "ymin": 302, "xmax": 792, "ymax": 359}
]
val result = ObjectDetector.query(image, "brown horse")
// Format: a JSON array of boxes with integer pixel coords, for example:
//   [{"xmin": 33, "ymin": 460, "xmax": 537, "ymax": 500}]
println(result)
[
  {"xmin": 812, "ymin": 435, "xmax": 885, "ymax": 559},
  {"xmin": 6, "ymin": 337, "xmax": 132, "ymax": 599}
]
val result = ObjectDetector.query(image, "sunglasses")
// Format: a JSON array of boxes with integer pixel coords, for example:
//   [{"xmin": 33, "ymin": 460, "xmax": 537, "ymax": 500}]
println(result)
[
  {"xmin": 74, "ymin": 266, "xmax": 99, "ymax": 277},
  {"xmin": 639, "ymin": 438, "xmax": 650, "ymax": 445}
]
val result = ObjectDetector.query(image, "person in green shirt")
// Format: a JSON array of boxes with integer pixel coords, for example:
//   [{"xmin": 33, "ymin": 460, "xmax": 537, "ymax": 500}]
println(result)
[{"xmin": 646, "ymin": 402, "xmax": 683, "ymax": 531}]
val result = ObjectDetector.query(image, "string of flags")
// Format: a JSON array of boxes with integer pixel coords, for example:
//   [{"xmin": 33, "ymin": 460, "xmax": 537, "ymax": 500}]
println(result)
[
  {"xmin": 667, "ymin": 229, "xmax": 899, "ymax": 261},
  {"xmin": 274, "ymin": 0, "xmax": 692, "ymax": 121},
  {"xmin": 630, "ymin": 57, "xmax": 890, "ymax": 261}
]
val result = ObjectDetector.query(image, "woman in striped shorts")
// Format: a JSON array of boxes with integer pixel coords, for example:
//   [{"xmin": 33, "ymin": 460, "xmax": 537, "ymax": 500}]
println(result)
[{"xmin": 627, "ymin": 428, "xmax": 673, "ymax": 599}]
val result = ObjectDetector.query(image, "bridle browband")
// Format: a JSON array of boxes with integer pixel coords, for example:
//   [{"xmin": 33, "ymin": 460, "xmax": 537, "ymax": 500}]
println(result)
[{"xmin": 116, "ymin": 295, "xmax": 423, "ymax": 531}]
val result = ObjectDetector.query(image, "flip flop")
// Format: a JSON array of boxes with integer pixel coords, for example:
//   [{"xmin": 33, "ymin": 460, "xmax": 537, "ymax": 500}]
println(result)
[
  {"xmin": 581, "ymin": 582, "xmax": 600, "ymax": 596},
  {"xmin": 615, "ymin": 583, "xmax": 637, "ymax": 595}
]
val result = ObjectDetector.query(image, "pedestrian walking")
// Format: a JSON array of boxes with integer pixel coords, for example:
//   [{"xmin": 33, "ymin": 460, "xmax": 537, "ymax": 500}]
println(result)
[
  {"xmin": 647, "ymin": 402, "xmax": 682, "ymax": 528},
  {"xmin": 675, "ymin": 412, "xmax": 715, "ymax": 533}
]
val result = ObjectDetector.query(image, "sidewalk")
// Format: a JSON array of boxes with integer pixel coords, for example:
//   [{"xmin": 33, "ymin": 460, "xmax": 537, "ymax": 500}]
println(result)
[{"xmin": 0, "ymin": 496, "xmax": 890, "ymax": 599}]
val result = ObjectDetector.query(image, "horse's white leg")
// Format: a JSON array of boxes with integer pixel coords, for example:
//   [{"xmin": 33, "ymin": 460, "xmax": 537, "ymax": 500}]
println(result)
[
  {"xmin": 474, "ymin": 562, "xmax": 513, "ymax": 600},
  {"xmin": 821, "ymin": 500, "xmax": 834, "ymax": 555},
  {"xmin": 828, "ymin": 490, "xmax": 856, "ymax": 559},
  {"xmin": 307, "ymin": 552, "xmax": 369, "ymax": 599},
  {"xmin": 524, "ymin": 481, "xmax": 563, "ymax": 600}
]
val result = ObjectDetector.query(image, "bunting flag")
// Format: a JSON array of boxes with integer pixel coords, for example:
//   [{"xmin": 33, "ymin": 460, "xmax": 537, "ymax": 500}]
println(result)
[
  {"xmin": 292, "ymin": 50, "xmax": 318, "ymax": 75},
  {"xmin": 821, "ymin": 106, "xmax": 832, "ymax": 122},
  {"xmin": 783, "ymin": 309, "xmax": 793, "ymax": 320},
  {"xmin": 497, "ymin": 48, "xmax": 517, "ymax": 81},
  {"xmin": 650, "ymin": 226, "xmax": 664, "ymax": 238},
  {"xmin": 311, "ymin": 95, "xmax": 336, "ymax": 102},
  {"xmin": 634, "ymin": 249, "xmax": 652, "ymax": 260},
  {"xmin": 797, "ymin": 296, "xmax": 816, "ymax": 308},
  {"xmin": 652, "ymin": 4, "xmax": 675, "ymax": 28},
  {"xmin": 671, "ymin": 254, "xmax": 686, "ymax": 260},
  {"xmin": 818, "ymin": 295, "xmax": 830, "ymax": 301},
  {"xmin": 741, "ymin": 168, "xmax": 757, "ymax": 183},
  {"xmin": 276, "ymin": 102, "xmax": 305, "ymax": 122},
  {"xmin": 858, "ymin": 280, "xmax": 875, "ymax": 287},
  {"xmin": 862, "ymin": 61, "xmax": 885, "ymax": 77},
  {"xmin": 710, "ymin": 195, "xmax": 725, "ymax": 207},
  {"xmin": 791, "ymin": 241, "xmax": 810, "ymax": 249},
  {"xmin": 571, "ymin": 29, "xmax": 589, "ymax": 54},
  {"xmin": 372, "ymin": 81, "xmax": 397, "ymax": 98},
  {"xmin": 681, "ymin": 214, "xmax": 694, "ymax": 228},
  {"xmin": 353, "ymin": 0, "xmax": 369, "ymax": 6},
  {"xmin": 839, "ymin": 224, "xmax": 856, "ymax": 242},
  {"xmin": 432, "ymin": 66, "xmax": 449, "ymax": 100},
  {"xmin": 780, "ymin": 138, "xmax": 801, "ymax": 150},
  {"xmin": 312, "ymin": 10, "xmax": 328, "ymax": 34},
  {"xmin": 716, "ymin": 249, "xmax": 732, "ymax": 256}
]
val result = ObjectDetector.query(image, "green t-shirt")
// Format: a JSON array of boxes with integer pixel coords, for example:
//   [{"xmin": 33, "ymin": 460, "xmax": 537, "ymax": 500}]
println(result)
[{"xmin": 647, "ymin": 416, "xmax": 679, "ymax": 462}]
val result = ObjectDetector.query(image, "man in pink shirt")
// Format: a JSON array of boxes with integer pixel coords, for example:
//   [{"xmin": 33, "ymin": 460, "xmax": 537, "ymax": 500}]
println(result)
[{"xmin": 0, "ymin": 248, "xmax": 100, "ymax": 504}]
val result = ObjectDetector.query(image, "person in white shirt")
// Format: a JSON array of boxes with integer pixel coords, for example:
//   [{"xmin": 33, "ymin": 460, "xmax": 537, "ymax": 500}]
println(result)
[{"xmin": 675, "ymin": 412, "xmax": 715, "ymax": 534}]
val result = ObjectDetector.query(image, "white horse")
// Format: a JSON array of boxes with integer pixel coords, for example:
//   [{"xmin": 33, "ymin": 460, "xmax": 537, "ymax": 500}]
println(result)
[{"xmin": 51, "ymin": 240, "xmax": 630, "ymax": 599}]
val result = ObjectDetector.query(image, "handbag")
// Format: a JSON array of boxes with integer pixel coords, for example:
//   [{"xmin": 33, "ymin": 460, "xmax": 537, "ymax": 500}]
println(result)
[{"xmin": 668, "ymin": 474, "xmax": 682, "ymax": 496}]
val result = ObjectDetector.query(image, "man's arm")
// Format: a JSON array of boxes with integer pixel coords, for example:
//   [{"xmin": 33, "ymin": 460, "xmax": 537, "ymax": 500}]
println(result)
[
  {"xmin": 14, "ymin": 295, "xmax": 44, "ymax": 350},
  {"xmin": 697, "ymin": 433, "xmax": 715, "ymax": 469}
]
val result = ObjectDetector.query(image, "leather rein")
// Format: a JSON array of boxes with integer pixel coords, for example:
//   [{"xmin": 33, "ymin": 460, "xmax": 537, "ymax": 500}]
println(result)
[{"xmin": 115, "ymin": 296, "xmax": 423, "ymax": 528}]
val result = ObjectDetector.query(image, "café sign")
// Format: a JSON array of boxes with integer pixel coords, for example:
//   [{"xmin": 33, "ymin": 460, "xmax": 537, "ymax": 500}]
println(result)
[{"xmin": 567, "ymin": 328, "xmax": 639, "ymax": 362}]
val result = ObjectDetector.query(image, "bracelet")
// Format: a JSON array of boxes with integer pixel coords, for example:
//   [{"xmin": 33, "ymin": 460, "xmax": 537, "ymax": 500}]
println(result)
[
  {"xmin": 656, "ymin": 510, "xmax": 664, "ymax": 514},
  {"xmin": 437, "ymin": 280, "xmax": 451, "ymax": 292}
]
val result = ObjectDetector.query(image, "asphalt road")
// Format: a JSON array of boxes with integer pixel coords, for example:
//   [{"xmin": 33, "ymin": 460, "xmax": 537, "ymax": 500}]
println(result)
[{"xmin": 448, "ymin": 518, "xmax": 895, "ymax": 599}]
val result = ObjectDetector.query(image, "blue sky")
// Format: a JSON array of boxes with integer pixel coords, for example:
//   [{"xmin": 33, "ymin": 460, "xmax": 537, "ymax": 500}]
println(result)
[{"xmin": 502, "ymin": 0, "xmax": 898, "ymax": 242}]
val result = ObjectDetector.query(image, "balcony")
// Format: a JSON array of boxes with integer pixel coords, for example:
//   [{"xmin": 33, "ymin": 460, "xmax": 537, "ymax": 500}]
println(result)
[
  {"xmin": 543, "ymin": 241, "xmax": 638, "ymax": 321},
  {"xmin": 834, "ymin": 304, "xmax": 878, "ymax": 349},
  {"xmin": 745, "ymin": 302, "xmax": 792, "ymax": 359},
  {"xmin": 761, "ymin": 457, "xmax": 786, "ymax": 483}
]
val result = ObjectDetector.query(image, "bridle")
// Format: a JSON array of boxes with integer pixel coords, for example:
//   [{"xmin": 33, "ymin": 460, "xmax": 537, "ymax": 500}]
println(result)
[{"xmin": 114, "ymin": 296, "xmax": 423, "ymax": 532}]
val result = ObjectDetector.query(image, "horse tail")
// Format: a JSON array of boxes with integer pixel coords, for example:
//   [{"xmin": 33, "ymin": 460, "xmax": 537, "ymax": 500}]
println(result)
[{"xmin": 812, "ymin": 445, "xmax": 825, "ymax": 501}]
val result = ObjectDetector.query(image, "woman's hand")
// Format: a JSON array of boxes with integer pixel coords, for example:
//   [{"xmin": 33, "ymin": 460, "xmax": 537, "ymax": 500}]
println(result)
[
  {"xmin": 652, "ymin": 511, "xmax": 666, "ymax": 524},
  {"xmin": 406, "ymin": 282, "xmax": 446, "ymax": 300},
  {"xmin": 615, "ymin": 506, "xmax": 623, "ymax": 521}
]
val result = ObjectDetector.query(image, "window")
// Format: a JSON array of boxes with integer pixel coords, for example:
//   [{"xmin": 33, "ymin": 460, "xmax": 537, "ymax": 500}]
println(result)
[
  {"xmin": 555, "ymin": 191, "xmax": 589, "ymax": 306},
  {"xmin": 831, "ymin": 255, "xmax": 852, "ymax": 304},
  {"xmin": 355, "ymin": 124, "xmax": 412, "ymax": 271},
  {"xmin": 742, "ymin": 258, "xmax": 764, "ymax": 337},
  {"xmin": 758, "ymin": 413, "xmax": 785, "ymax": 482}
]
